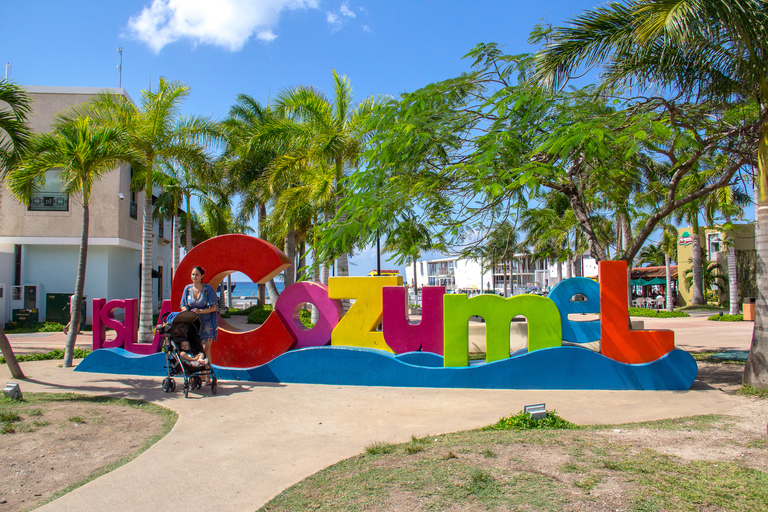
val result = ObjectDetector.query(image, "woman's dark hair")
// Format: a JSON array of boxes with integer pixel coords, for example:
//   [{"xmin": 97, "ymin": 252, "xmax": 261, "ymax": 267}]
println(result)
[{"xmin": 192, "ymin": 266, "xmax": 205, "ymax": 276}]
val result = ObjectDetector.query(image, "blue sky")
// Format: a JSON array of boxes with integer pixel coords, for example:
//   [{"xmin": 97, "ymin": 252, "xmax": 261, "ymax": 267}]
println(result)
[{"xmin": 2, "ymin": 0, "xmax": 604, "ymax": 278}]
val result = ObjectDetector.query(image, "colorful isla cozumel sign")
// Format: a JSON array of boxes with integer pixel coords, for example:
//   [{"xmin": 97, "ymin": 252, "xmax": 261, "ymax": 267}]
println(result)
[{"xmin": 77, "ymin": 235, "xmax": 698, "ymax": 390}]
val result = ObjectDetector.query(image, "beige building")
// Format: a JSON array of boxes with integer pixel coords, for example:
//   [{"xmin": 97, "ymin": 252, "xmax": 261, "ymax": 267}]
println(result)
[
  {"xmin": 0, "ymin": 86, "xmax": 174, "ymax": 325},
  {"xmin": 676, "ymin": 224, "xmax": 755, "ymax": 307}
]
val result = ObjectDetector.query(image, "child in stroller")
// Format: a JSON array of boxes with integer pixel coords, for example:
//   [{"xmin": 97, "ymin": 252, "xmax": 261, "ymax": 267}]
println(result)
[
  {"xmin": 179, "ymin": 340, "xmax": 208, "ymax": 368},
  {"xmin": 160, "ymin": 310, "xmax": 218, "ymax": 398}
]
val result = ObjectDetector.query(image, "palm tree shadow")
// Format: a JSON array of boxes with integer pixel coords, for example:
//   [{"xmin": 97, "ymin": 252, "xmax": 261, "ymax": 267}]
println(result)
[{"xmin": 22, "ymin": 376, "xmax": 285, "ymax": 403}]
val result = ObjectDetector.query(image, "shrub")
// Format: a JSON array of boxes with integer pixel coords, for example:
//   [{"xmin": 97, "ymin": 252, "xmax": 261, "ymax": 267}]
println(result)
[
  {"xmin": 247, "ymin": 305, "xmax": 274, "ymax": 325},
  {"xmin": 708, "ymin": 314, "xmax": 744, "ymax": 322},
  {"xmin": 3, "ymin": 321, "xmax": 67, "ymax": 333},
  {"xmin": 1, "ymin": 348, "xmax": 91, "ymax": 364},
  {"xmin": 232, "ymin": 304, "xmax": 263, "ymax": 316},
  {"xmin": 483, "ymin": 410, "xmax": 578, "ymax": 431},
  {"xmin": 628, "ymin": 307, "xmax": 689, "ymax": 318}
]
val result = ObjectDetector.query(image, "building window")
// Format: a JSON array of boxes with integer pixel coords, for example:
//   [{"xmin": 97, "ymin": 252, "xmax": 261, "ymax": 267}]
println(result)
[
  {"xmin": 707, "ymin": 232, "xmax": 723, "ymax": 259},
  {"xmin": 29, "ymin": 169, "xmax": 68, "ymax": 211},
  {"xmin": 158, "ymin": 219, "xmax": 164, "ymax": 238}
]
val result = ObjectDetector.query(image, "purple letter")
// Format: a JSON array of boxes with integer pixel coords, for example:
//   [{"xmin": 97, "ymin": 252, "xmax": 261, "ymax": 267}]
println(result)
[{"xmin": 382, "ymin": 286, "xmax": 444, "ymax": 355}]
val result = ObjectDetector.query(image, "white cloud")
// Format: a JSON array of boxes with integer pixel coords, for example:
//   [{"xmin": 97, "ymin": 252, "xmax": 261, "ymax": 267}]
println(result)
[
  {"xmin": 326, "ymin": 2, "xmax": 365, "ymax": 31},
  {"xmin": 340, "ymin": 2, "xmax": 355, "ymax": 18},
  {"xmin": 326, "ymin": 11, "xmax": 340, "ymax": 26},
  {"xmin": 127, "ymin": 0, "xmax": 319, "ymax": 53}
]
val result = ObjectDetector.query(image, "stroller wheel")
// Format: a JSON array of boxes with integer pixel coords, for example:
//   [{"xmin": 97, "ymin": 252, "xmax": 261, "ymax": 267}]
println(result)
[
  {"xmin": 211, "ymin": 381, "xmax": 217, "ymax": 395},
  {"xmin": 193, "ymin": 376, "xmax": 202, "ymax": 389},
  {"xmin": 183, "ymin": 382, "xmax": 189, "ymax": 398},
  {"xmin": 169, "ymin": 379, "xmax": 176, "ymax": 392},
  {"xmin": 162, "ymin": 378, "xmax": 171, "ymax": 392}
]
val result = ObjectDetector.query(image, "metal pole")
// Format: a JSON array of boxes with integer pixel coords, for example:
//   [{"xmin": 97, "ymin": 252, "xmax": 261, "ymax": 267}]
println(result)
[{"xmin": 117, "ymin": 47, "xmax": 123, "ymax": 88}]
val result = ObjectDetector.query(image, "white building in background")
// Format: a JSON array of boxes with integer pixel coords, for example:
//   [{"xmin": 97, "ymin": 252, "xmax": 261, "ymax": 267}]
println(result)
[
  {"xmin": 0, "ymin": 86, "xmax": 173, "ymax": 326},
  {"xmin": 405, "ymin": 254, "xmax": 552, "ymax": 296}
]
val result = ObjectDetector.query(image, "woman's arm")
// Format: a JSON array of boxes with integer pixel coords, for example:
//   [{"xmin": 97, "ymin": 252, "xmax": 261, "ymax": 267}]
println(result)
[{"xmin": 180, "ymin": 285, "xmax": 189, "ymax": 311}]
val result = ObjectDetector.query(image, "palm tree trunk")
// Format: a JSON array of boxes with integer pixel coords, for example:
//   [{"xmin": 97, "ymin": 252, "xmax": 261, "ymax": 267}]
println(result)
[
  {"xmin": 320, "ymin": 210, "xmax": 331, "ymax": 286},
  {"xmin": 744, "ymin": 128, "xmax": 768, "ymax": 388},
  {"xmin": 258, "ymin": 203, "xmax": 267, "ymax": 305},
  {"xmin": 556, "ymin": 260, "xmax": 562, "ymax": 284},
  {"xmin": 185, "ymin": 192, "xmax": 193, "ymax": 253},
  {"xmin": 509, "ymin": 258, "xmax": 515, "ymax": 296},
  {"xmin": 723, "ymin": 214, "xmax": 739, "ymax": 316},
  {"xmin": 172, "ymin": 208, "xmax": 180, "ymax": 278},
  {"xmin": 284, "ymin": 227, "xmax": 296, "ymax": 288},
  {"xmin": 226, "ymin": 274, "xmax": 233, "ymax": 310},
  {"xmin": 138, "ymin": 181, "xmax": 155, "ymax": 343},
  {"xmin": 0, "ymin": 329, "xmax": 24, "ymax": 379},
  {"xmin": 665, "ymin": 254, "xmax": 673, "ymax": 311},
  {"xmin": 298, "ymin": 240, "xmax": 306, "ymax": 282},
  {"xmin": 311, "ymin": 247, "xmax": 320, "ymax": 325},
  {"xmin": 266, "ymin": 279, "xmax": 280, "ymax": 306},
  {"xmin": 691, "ymin": 216, "xmax": 705, "ymax": 305},
  {"xmin": 335, "ymin": 157, "xmax": 351, "ymax": 313},
  {"xmin": 502, "ymin": 260, "xmax": 508, "ymax": 297},
  {"xmin": 65, "ymin": 203, "xmax": 89, "ymax": 366}
]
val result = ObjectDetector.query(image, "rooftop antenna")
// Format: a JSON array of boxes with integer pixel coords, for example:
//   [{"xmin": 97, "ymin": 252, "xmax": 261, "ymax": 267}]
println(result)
[
  {"xmin": 4, "ymin": 63, "xmax": 10, "ymax": 80},
  {"xmin": 117, "ymin": 47, "xmax": 123, "ymax": 88}
]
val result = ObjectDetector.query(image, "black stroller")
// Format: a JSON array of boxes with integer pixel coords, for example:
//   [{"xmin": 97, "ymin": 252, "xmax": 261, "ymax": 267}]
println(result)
[{"xmin": 160, "ymin": 311, "xmax": 218, "ymax": 397}]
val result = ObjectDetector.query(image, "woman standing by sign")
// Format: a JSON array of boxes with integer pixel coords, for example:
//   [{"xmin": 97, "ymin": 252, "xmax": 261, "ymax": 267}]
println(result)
[{"xmin": 180, "ymin": 266, "xmax": 218, "ymax": 383}]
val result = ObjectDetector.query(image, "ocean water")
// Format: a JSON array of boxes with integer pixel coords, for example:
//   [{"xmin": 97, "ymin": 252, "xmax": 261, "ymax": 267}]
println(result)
[{"xmin": 230, "ymin": 281, "xmax": 284, "ymax": 297}]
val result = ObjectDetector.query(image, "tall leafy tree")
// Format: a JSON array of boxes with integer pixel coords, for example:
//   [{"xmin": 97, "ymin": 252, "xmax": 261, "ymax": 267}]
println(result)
[
  {"xmin": 66, "ymin": 78, "xmax": 220, "ymax": 343},
  {"xmin": 531, "ymin": 0, "xmax": 768, "ymax": 387},
  {"xmin": 0, "ymin": 79, "xmax": 31, "ymax": 379},
  {"xmin": 8, "ymin": 116, "xmax": 140, "ymax": 366}
]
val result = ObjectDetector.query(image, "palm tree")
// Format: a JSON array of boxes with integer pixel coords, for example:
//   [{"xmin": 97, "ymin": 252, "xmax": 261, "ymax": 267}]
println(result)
[
  {"xmin": 191, "ymin": 197, "xmax": 255, "ymax": 309},
  {"xmin": 66, "ymin": 78, "xmax": 221, "ymax": 343},
  {"xmin": 530, "ymin": 0, "xmax": 768, "ymax": 387},
  {"xmin": 8, "ymin": 116, "xmax": 140, "ymax": 366},
  {"xmin": 674, "ymin": 199, "xmax": 707, "ymax": 305},
  {"xmin": 221, "ymin": 94, "xmax": 286, "ymax": 304},
  {"xmin": 659, "ymin": 223, "xmax": 679, "ymax": 311},
  {"xmin": 267, "ymin": 71, "xmax": 380, "ymax": 309},
  {"xmin": 153, "ymin": 160, "xmax": 214, "ymax": 277},
  {"xmin": 637, "ymin": 243, "xmax": 666, "ymax": 267},
  {"xmin": 704, "ymin": 184, "xmax": 750, "ymax": 315},
  {"xmin": 0, "ymin": 79, "xmax": 31, "ymax": 379},
  {"xmin": 683, "ymin": 260, "xmax": 727, "ymax": 301}
]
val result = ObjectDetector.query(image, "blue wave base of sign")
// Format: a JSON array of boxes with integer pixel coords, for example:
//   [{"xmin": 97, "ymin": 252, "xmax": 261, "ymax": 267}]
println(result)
[{"xmin": 75, "ymin": 345, "xmax": 698, "ymax": 390}]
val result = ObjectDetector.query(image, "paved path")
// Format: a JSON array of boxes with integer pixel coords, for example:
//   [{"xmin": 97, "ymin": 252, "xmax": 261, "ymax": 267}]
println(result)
[{"xmin": 1, "ymin": 315, "xmax": 755, "ymax": 512}]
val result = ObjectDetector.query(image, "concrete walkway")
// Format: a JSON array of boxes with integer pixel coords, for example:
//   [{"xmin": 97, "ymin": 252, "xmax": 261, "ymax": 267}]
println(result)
[{"xmin": 1, "ymin": 315, "xmax": 756, "ymax": 512}]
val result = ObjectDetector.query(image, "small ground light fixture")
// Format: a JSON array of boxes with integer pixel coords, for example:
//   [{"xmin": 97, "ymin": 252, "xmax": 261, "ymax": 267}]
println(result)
[
  {"xmin": 3, "ymin": 382, "xmax": 22, "ymax": 400},
  {"xmin": 523, "ymin": 403, "xmax": 547, "ymax": 421}
]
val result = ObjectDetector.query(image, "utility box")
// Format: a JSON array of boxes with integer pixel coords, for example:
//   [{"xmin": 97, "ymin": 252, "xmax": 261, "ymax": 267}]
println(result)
[
  {"xmin": 46, "ymin": 294, "xmax": 86, "ymax": 324},
  {"xmin": 12, "ymin": 308, "xmax": 39, "ymax": 324},
  {"xmin": 743, "ymin": 297, "xmax": 756, "ymax": 321}
]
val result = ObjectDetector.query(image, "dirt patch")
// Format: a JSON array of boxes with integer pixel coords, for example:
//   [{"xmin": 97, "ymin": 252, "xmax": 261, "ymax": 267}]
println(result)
[{"xmin": 0, "ymin": 395, "xmax": 175, "ymax": 512}]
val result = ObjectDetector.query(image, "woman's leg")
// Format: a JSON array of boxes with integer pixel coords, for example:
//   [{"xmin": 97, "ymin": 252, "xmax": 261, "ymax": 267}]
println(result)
[{"xmin": 202, "ymin": 340, "xmax": 213, "ymax": 383}]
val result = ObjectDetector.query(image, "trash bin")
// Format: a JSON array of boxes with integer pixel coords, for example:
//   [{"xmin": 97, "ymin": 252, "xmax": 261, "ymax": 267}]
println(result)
[{"xmin": 743, "ymin": 297, "xmax": 755, "ymax": 321}]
